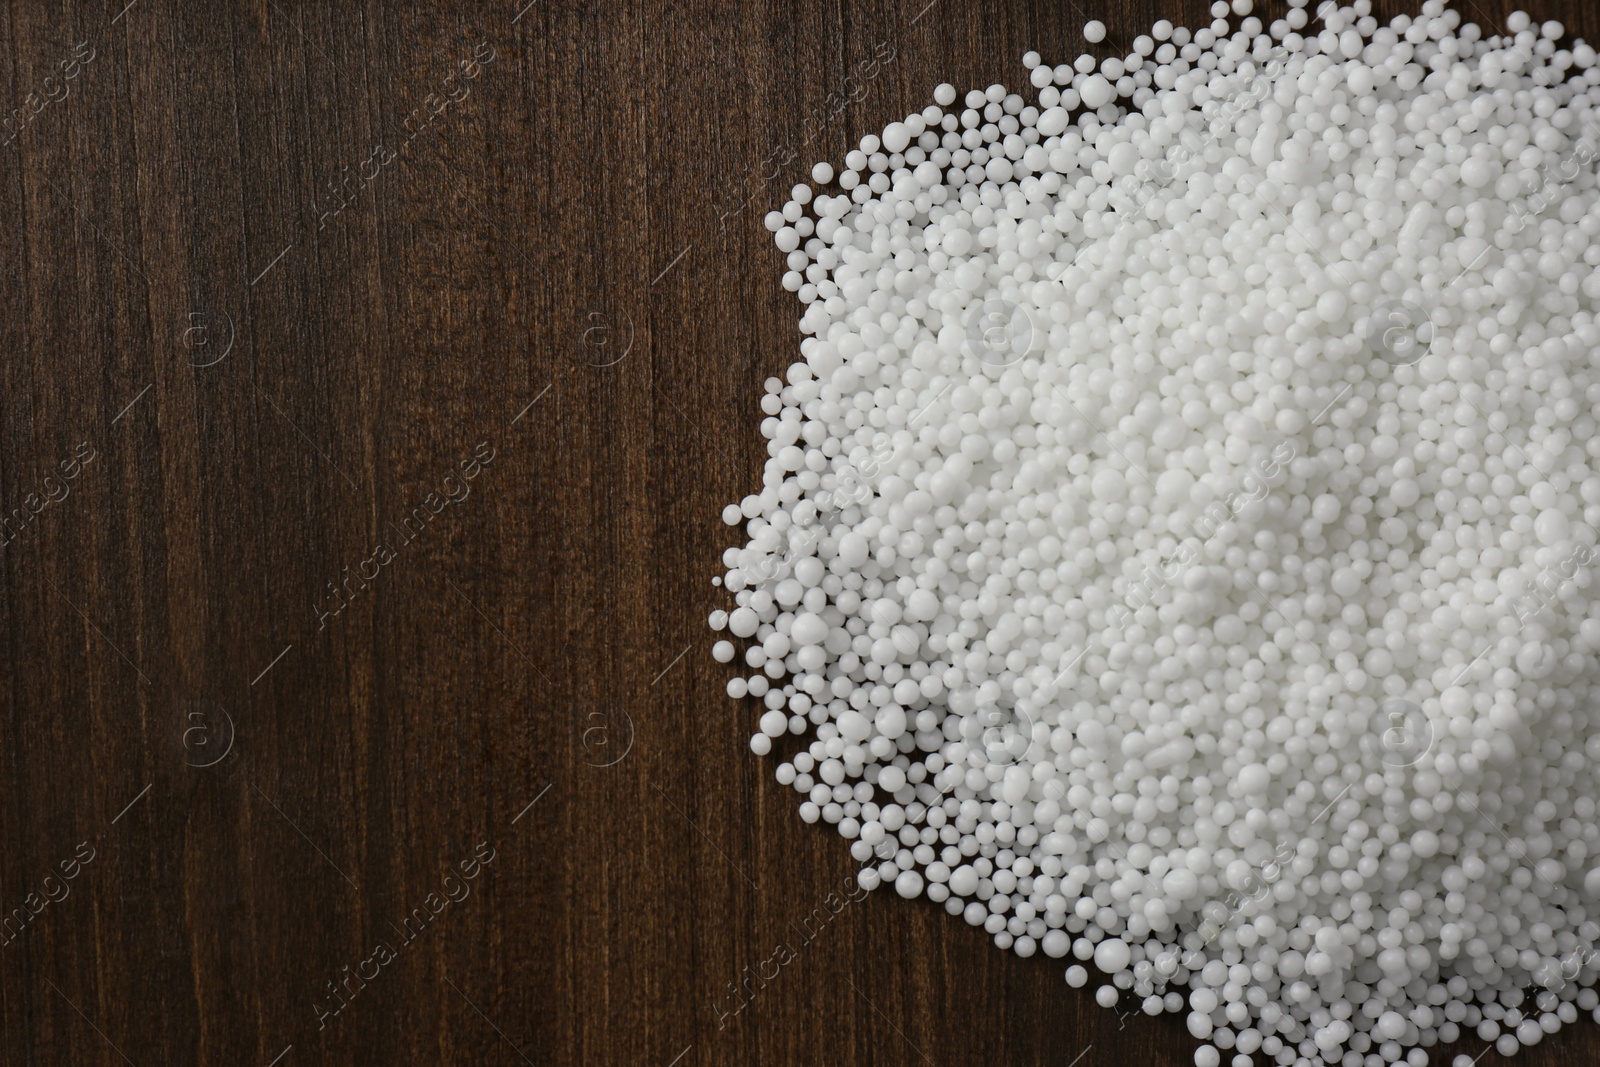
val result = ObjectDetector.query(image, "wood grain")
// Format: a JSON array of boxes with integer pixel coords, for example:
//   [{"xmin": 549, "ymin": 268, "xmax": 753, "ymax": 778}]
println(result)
[{"xmin": 0, "ymin": 0, "xmax": 1596, "ymax": 1064}]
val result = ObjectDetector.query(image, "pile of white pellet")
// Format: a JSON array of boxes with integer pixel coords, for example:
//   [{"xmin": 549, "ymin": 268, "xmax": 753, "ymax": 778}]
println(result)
[{"xmin": 710, "ymin": 1, "xmax": 1600, "ymax": 1063}]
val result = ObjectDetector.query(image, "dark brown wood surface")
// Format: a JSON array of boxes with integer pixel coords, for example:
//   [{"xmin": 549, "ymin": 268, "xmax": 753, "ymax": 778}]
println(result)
[{"xmin": 1, "ymin": 0, "xmax": 1596, "ymax": 1064}]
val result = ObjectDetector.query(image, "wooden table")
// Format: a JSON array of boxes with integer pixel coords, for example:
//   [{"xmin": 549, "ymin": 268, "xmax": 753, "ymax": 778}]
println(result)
[{"xmin": 3, "ymin": 0, "xmax": 1596, "ymax": 1063}]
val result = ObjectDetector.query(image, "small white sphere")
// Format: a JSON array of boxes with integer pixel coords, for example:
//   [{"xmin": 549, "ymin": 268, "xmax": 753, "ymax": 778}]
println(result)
[
  {"xmin": 1094, "ymin": 938, "xmax": 1132, "ymax": 973},
  {"xmin": 1079, "ymin": 74, "xmax": 1113, "ymax": 108},
  {"xmin": 791, "ymin": 612, "xmax": 829, "ymax": 646}
]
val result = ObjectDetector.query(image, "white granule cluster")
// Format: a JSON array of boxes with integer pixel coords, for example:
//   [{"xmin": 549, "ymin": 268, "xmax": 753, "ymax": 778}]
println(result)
[{"xmin": 710, "ymin": 1, "xmax": 1600, "ymax": 1063}]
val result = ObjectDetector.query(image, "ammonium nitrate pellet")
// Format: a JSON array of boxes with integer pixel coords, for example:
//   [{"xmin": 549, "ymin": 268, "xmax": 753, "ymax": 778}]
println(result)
[{"xmin": 711, "ymin": 2, "xmax": 1600, "ymax": 1063}]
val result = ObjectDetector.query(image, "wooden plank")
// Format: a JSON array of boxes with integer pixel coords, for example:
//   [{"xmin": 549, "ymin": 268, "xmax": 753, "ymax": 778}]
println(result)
[{"xmin": 0, "ymin": 0, "xmax": 1594, "ymax": 1063}]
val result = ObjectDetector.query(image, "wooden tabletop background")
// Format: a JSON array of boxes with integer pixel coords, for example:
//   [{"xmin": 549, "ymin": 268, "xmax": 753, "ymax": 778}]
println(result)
[{"xmin": 2, "ymin": 0, "xmax": 1597, "ymax": 1064}]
